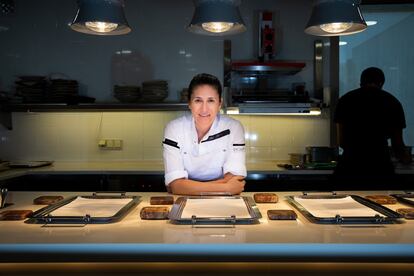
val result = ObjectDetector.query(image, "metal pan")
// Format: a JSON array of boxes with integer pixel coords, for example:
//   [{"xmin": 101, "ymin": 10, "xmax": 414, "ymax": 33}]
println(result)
[
  {"xmin": 26, "ymin": 192, "xmax": 141, "ymax": 225},
  {"xmin": 169, "ymin": 196, "xmax": 262, "ymax": 225},
  {"xmin": 286, "ymin": 193, "xmax": 402, "ymax": 224}
]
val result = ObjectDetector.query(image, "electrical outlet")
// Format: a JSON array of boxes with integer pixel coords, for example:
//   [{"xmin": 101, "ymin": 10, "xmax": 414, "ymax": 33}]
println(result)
[{"xmin": 98, "ymin": 139, "xmax": 123, "ymax": 150}]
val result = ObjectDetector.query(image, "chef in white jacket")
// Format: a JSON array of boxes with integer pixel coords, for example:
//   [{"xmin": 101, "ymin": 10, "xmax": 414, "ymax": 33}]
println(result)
[{"xmin": 163, "ymin": 73, "xmax": 246, "ymax": 195}]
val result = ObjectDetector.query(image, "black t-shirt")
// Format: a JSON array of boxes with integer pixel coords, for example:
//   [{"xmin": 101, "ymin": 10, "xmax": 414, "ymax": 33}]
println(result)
[{"xmin": 334, "ymin": 87, "xmax": 406, "ymax": 174}]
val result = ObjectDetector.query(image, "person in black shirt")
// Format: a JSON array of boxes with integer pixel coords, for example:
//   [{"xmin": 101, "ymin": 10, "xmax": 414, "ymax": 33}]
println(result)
[{"xmin": 333, "ymin": 67, "xmax": 411, "ymax": 186}]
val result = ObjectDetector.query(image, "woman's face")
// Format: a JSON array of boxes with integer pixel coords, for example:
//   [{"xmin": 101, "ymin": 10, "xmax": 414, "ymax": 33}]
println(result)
[{"xmin": 189, "ymin": 84, "xmax": 222, "ymax": 129}]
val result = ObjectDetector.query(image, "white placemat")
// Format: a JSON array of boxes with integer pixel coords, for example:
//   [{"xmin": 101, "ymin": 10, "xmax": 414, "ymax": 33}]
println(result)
[
  {"xmin": 293, "ymin": 196, "xmax": 381, "ymax": 218},
  {"xmin": 50, "ymin": 197, "xmax": 133, "ymax": 217},
  {"xmin": 180, "ymin": 198, "xmax": 251, "ymax": 219}
]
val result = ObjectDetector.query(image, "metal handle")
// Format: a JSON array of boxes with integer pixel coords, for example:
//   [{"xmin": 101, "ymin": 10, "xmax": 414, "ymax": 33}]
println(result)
[
  {"xmin": 191, "ymin": 215, "xmax": 236, "ymax": 228},
  {"xmin": 41, "ymin": 214, "xmax": 91, "ymax": 227},
  {"xmin": 334, "ymin": 214, "xmax": 385, "ymax": 224},
  {"xmin": 302, "ymin": 191, "xmax": 336, "ymax": 196},
  {"xmin": 92, "ymin": 191, "xmax": 126, "ymax": 197}
]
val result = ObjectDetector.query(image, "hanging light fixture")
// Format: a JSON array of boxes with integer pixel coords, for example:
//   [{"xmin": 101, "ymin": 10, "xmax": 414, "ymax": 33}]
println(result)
[
  {"xmin": 305, "ymin": 0, "xmax": 367, "ymax": 36},
  {"xmin": 70, "ymin": 0, "xmax": 131, "ymax": 35},
  {"xmin": 188, "ymin": 0, "xmax": 246, "ymax": 36}
]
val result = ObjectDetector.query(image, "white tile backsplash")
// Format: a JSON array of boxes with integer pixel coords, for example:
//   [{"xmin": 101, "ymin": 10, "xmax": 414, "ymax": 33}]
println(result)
[{"xmin": 0, "ymin": 112, "xmax": 330, "ymax": 162}]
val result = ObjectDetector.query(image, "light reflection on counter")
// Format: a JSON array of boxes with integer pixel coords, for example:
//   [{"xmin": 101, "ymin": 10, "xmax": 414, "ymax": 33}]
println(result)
[{"xmin": 163, "ymin": 225, "xmax": 246, "ymax": 243}]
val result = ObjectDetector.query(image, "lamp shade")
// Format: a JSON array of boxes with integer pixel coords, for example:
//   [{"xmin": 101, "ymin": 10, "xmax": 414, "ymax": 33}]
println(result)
[
  {"xmin": 305, "ymin": 0, "xmax": 367, "ymax": 36},
  {"xmin": 70, "ymin": 0, "xmax": 131, "ymax": 35},
  {"xmin": 188, "ymin": 0, "xmax": 246, "ymax": 36}
]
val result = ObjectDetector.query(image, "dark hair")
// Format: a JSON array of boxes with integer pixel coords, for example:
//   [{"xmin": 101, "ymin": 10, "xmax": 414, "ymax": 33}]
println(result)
[
  {"xmin": 360, "ymin": 67, "xmax": 385, "ymax": 87},
  {"xmin": 188, "ymin": 73, "xmax": 222, "ymax": 101}
]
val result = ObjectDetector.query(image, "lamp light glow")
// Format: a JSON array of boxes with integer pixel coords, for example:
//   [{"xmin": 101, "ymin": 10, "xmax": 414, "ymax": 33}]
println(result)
[
  {"xmin": 201, "ymin": 22, "xmax": 234, "ymax": 33},
  {"xmin": 320, "ymin": 22, "xmax": 353, "ymax": 33},
  {"xmin": 85, "ymin": 21, "xmax": 118, "ymax": 33}
]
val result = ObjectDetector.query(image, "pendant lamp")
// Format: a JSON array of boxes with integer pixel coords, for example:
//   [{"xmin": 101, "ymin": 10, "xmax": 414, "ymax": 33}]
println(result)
[
  {"xmin": 70, "ymin": 0, "xmax": 131, "ymax": 35},
  {"xmin": 305, "ymin": 0, "xmax": 367, "ymax": 36},
  {"xmin": 188, "ymin": 0, "xmax": 246, "ymax": 36}
]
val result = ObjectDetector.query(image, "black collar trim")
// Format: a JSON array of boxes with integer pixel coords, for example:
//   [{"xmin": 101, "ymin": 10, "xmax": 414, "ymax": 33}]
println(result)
[{"xmin": 201, "ymin": 129, "xmax": 230, "ymax": 143}]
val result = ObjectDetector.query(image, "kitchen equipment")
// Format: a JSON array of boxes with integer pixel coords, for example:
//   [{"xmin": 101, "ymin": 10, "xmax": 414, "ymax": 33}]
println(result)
[
  {"xmin": 169, "ymin": 196, "xmax": 262, "ymax": 225},
  {"xmin": 306, "ymin": 146, "xmax": 338, "ymax": 163},
  {"xmin": 289, "ymin": 153, "xmax": 307, "ymax": 166},
  {"xmin": 26, "ymin": 192, "xmax": 140, "ymax": 224},
  {"xmin": 277, "ymin": 162, "xmax": 336, "ymax": 170},
  {"xmin": 258, "ymin": 11, "xmax": 275, "ymax": 61},
  {"xmin": 286, "ymin": 192, "xmax": 402, "ymax": 224},
  {"xmin": 8, "ymin": 160, "xmax": 53, "ymax": 168}
]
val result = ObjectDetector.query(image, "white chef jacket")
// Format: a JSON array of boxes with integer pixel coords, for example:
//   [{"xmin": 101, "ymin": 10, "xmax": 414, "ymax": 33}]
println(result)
[{"xmin": 163, "ymin": 113, "xmax": 246, "ymax": 186}]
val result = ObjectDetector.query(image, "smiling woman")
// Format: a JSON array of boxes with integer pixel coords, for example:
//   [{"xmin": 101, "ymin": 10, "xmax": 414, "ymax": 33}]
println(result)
[{"xmin": 162, "ymin": 73, "xmax": 247, "ymax": 195}]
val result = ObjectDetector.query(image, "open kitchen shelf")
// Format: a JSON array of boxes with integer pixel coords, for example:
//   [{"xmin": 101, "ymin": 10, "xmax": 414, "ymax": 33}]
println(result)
[{"xmin": 1, "ymin": 102, "xmax": 188, "ymax": 112}]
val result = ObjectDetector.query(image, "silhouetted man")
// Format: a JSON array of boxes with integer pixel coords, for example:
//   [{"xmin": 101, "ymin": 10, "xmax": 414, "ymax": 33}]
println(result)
[{"xmin": 333, "ymin": 67, "xmax": 411, "ymax": 187}]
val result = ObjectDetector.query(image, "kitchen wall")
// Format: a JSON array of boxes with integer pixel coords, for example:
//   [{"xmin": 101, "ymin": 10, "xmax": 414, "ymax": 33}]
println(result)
[
  {"xmin": 0, "ymin": 0, "xmax": 319, "ymax": 100},
  {"xmin": 0, "ymin": 0, "xmax": 331, "ymax": 162},
  {"xmin": 0, "ymin": 111, "xmax": 330, "ymax": 161}
]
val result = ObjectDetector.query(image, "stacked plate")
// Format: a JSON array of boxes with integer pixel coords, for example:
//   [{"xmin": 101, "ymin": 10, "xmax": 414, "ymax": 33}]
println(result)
[
  {"xmin": 47, "ymin": 79, "xmax": 79, "ymax": 103},
  {"xmin": 141, "ymin": 80, "xmax": 168, "ymax": 102},
  {"xmin": 180, "ymin": 88, "xmax": 189, "ymax": 103},
  {"xmin": 113, "ymin": 85, "xmax": 141, "ymax": 103},
  {"xmin": 15, "ymin": 76, "xmax": 48, "ymax": 103}
]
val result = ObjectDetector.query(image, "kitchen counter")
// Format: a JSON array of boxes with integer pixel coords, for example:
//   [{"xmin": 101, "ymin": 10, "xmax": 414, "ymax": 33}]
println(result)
[
  {"xmin": 1, "ymin": 160, "xmax": 414, "ymax": 181},
  {"xmin": 1, "ymin": 191, "xmax": 414, "ymax": 264}
]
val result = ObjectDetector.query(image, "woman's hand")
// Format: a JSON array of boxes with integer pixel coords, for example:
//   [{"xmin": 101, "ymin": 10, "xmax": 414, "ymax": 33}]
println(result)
[
  {"xmin": 225, "ymin": 175, "xmax": 245, "ymax": 195},
  {"xmin": 215, "ymin": 173, "xmax": 234, "ymax": 183}
]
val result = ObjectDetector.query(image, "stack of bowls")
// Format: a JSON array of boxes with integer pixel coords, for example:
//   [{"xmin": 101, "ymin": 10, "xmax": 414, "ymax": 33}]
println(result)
[
  {"xmin": 141, "ymin": 80, "xmax": 168, "ymax": 102},
  {"xmin": 113, "ymin": 85, "xmax": 141, "ymax": 103}
]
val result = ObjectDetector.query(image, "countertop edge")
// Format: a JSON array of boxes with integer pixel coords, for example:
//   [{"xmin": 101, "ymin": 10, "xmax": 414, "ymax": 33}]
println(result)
[{"xmin": 1, "ymin": 243, "xmax": 414, "ymax": 262}]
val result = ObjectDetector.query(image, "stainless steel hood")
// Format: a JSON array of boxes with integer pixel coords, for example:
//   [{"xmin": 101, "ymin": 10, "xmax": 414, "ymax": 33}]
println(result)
[{"xmin": 223, "ymin": 39, "xmax": 322, "ymax": 115}]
